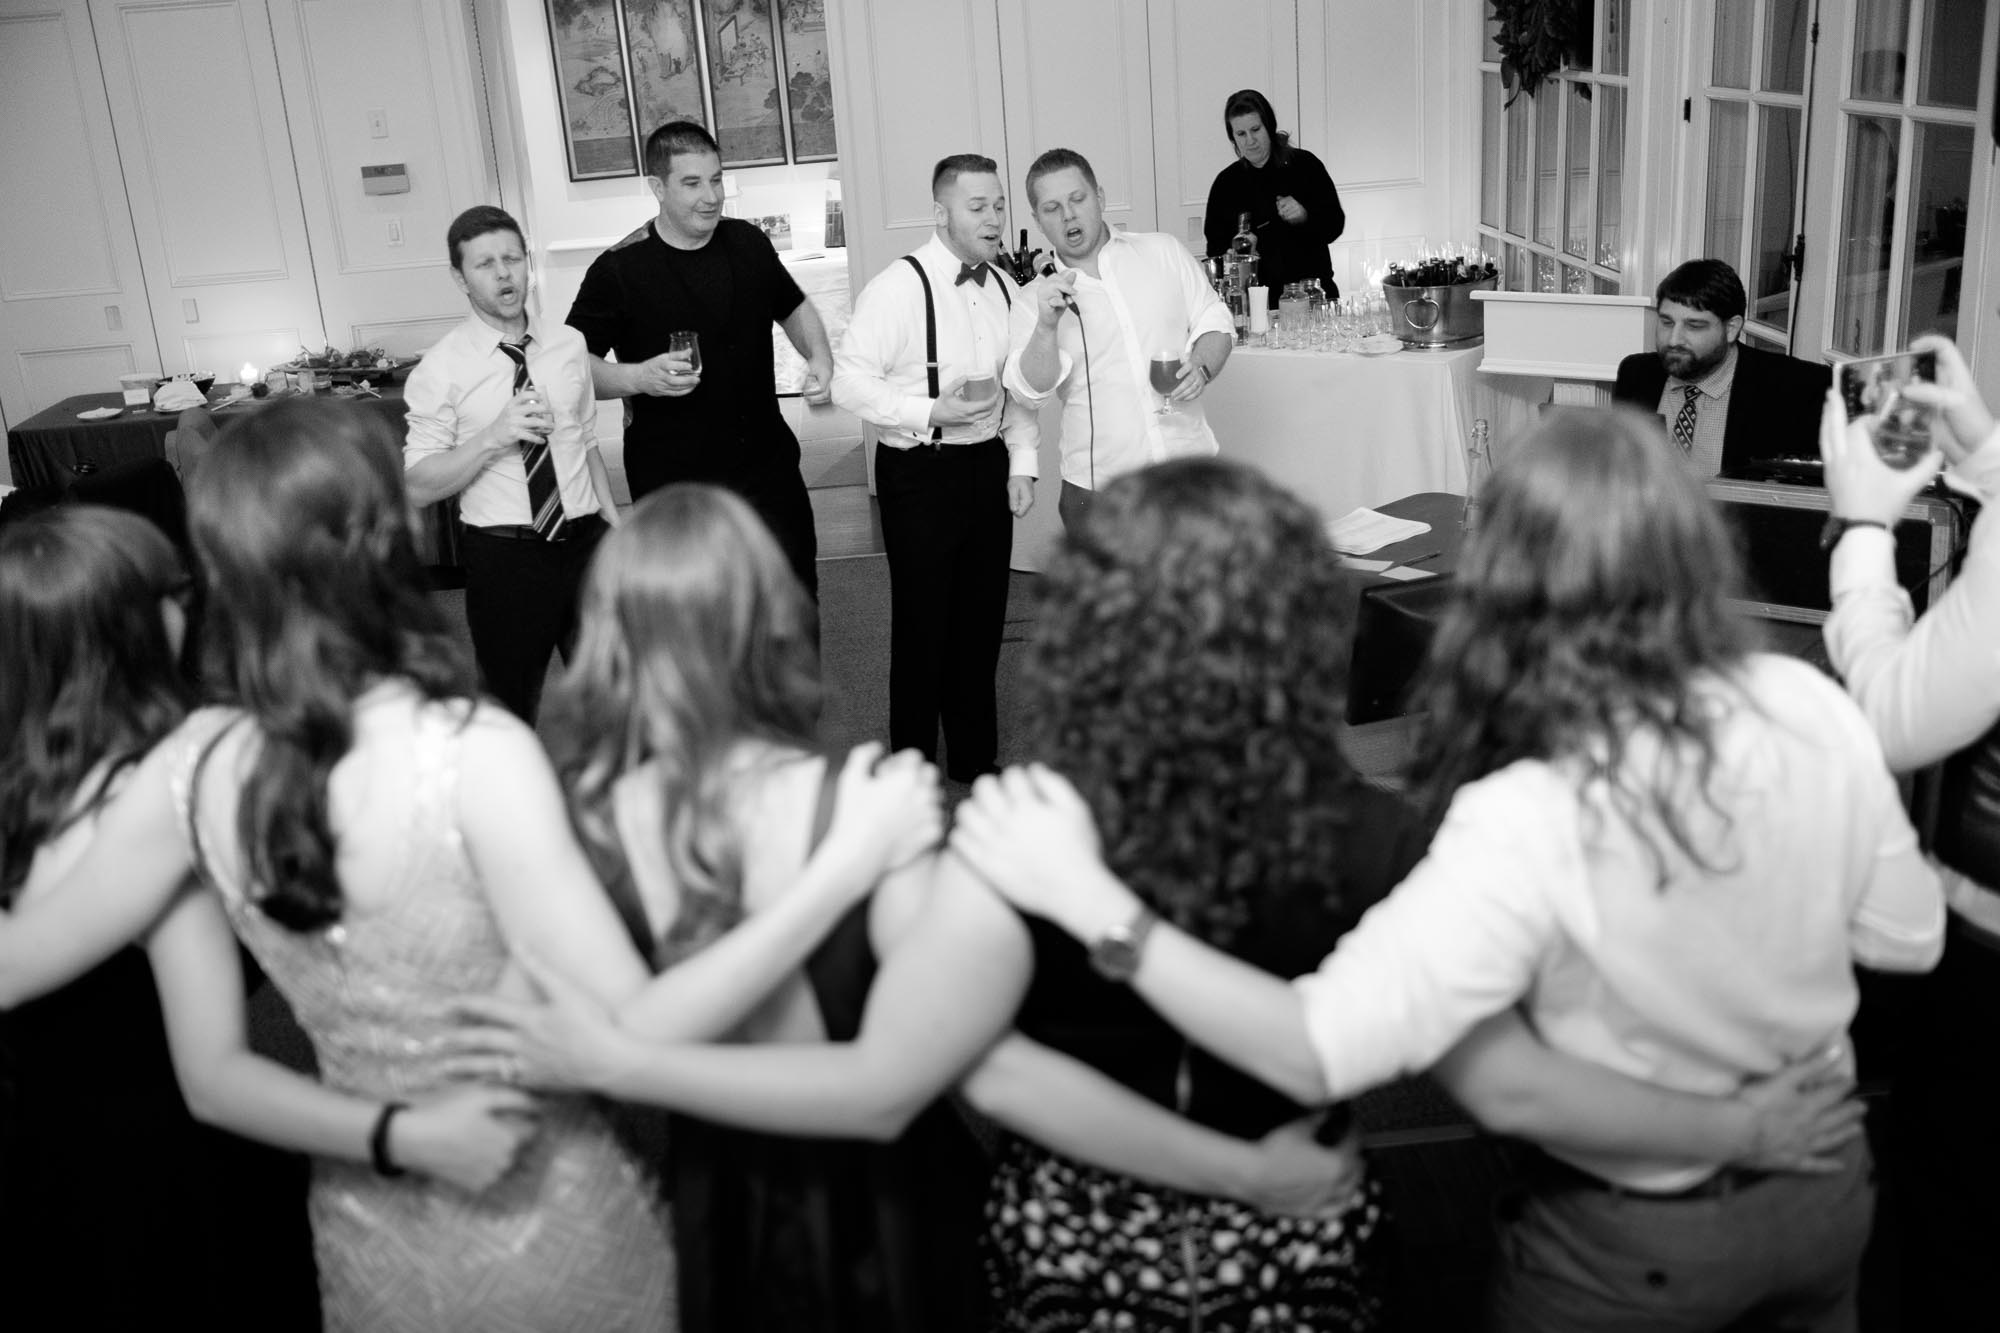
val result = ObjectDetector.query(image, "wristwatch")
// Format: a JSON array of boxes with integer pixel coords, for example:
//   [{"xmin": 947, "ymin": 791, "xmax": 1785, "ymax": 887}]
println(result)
[
  {"xmin": 1819, "ymin": 515, "xmax": 1890, "ymax": 552},
  {"xmin": 1087, "ymin": 906, "xmax": 1158, "ymax": 983}
]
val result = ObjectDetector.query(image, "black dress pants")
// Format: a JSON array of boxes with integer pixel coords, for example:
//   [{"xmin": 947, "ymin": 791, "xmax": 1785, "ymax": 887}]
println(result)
[
  {"xmin": 460, "ymin": 514, "xmax": 606, "ymax": 724},
  {"xmin": 876, "ymin": 438, "xmax": 1011, "ymax": 780},
  {"xmin": 626, "ymin": 452, "xmax": 819, "ymax": 602}
]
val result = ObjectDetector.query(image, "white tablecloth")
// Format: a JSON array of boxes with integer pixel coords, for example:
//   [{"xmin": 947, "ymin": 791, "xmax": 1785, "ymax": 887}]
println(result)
[{"xmin": 1008, "ymin": 342, "xmax": 1549, "ymax": 571}]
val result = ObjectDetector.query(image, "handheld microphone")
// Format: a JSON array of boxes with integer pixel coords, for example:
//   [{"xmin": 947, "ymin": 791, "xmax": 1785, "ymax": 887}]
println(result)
[{"xmin": 1040, "ymin": 260, "xmax": 1079, "ymax": 314}]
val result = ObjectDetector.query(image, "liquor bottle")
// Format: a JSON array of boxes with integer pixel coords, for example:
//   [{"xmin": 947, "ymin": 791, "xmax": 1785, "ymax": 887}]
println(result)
[
  {"xmin": 1230, "ymin": 212, "xmax": 1258, "ymax": 261},
  {"xmin": 1462, "ymin": 418, "xmax": 1493, "ymax": 532}
]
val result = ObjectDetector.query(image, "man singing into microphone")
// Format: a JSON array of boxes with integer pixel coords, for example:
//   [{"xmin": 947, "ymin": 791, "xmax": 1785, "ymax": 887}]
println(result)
[
  {"xmin": 1005, "ymin": 147, "xmax": 1234, "ymax": 533},
  {"xmin": 833, "ymin": 154, "xmax": 1037, "ymax": 783}
]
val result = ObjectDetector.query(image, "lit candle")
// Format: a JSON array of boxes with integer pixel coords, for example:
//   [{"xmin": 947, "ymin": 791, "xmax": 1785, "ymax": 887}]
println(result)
[{"xmin": 239, "ymin": 362, "xmax": 258, "ymax": 388}]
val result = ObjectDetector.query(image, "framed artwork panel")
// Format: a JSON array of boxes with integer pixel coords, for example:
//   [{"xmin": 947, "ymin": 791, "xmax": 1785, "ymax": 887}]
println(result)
[
  {"xmin": 545, "ymin": 0, "xmax": 642, "ymax": 179},
  {"xmin": 619, "ymin": 0, "xmax": 709, "ymax": 149},
  {"xmin": 699, "ymin": 0, "xmax": 786, "ymax": 167},
  {"xmin": 774, "ymin": 0, "xmax": 836, "ymax": 162}
]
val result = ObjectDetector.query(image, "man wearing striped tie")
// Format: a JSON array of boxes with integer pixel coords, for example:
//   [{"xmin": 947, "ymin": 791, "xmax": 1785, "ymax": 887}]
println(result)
[
  {"xmin": 405, "ymin": 205, "xmax": 620, "ymax": 722},
  {"xmin": 1612, "ymin": 259, "xmax": 1829, "ymax": 478}
]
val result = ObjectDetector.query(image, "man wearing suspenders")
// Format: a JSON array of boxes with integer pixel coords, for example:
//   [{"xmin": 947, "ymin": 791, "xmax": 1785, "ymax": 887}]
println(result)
[{"xmin": 834, "ymin": 154, "xmax": 1039, "ymax": 783}]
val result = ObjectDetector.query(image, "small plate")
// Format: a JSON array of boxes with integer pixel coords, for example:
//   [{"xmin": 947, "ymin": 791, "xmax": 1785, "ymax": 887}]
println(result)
[
  {"xmin": 1353, "ymin": 334, "xmax": 1404, "ymax": 357},
  {"xmin": 77, "ymin": 406, "xmax": 122, "ymax": 421}
]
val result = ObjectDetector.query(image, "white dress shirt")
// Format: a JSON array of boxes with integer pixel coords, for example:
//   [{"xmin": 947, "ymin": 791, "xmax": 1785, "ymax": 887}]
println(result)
[
  {"xmin": 1827, "ymin": 428, "xmax": 2000, "ymax": 934},
  {"xmin": 832, "ymin": 235, "xmax": 1037, "ymax": 475},
  {"xmin": 1004, "ymin": 230, "xmax": 1234, "ymax": 489},
  {"xmin": 1292, "ymin": 654, "xmax": 1942, "ymax": 1191},
  {"xmin": 403, "ymin": 314, "xmax": 603, "ymax": 528}
]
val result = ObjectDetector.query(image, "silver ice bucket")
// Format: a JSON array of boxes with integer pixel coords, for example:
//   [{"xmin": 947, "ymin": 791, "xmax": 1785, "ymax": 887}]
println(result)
[{"xmin": 1382, "ymin": 276, "xmax": 1496, "ymax": 347}]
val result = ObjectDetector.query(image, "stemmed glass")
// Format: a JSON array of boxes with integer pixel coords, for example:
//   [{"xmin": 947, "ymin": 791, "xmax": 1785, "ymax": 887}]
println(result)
[{"xmin": 1148, "ymin": 350, "xmax": 1183, "ymax": 414}]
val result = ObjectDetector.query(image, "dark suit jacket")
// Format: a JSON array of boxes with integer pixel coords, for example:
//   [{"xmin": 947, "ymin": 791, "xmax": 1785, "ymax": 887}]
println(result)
[{"xmin": 1612, "ymin": 343, "xmax": 1831, "ymax": 475}]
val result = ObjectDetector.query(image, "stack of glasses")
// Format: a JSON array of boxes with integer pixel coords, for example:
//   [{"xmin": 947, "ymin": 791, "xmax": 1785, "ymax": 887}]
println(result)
[{"xmin": 1261, "ymin": 284, "xmax": 1394, "ymax": 352}]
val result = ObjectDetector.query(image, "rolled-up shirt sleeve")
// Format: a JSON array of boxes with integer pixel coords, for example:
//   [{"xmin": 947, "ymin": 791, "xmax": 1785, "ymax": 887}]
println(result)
[
  {"xmin": 1000, "ymin": 386, "xmax": 1040, "ymax": 477},
  {"xmin": 1174, "ymin": 243, "xmax": 1234, "ymax": 353},
  {"xmin": 1292, "ymin": 764, "xmax": 1568, "ymax": 1100},
  {"xmin": 1825, "ymin": 431, "xmax": 2000, "ymax": 771},
  {"xmin": 401, "ymin": 361, "xmax": 459, "ymax": 467},
  {"xmin": 831, "ymin": 267, "xmax": 934, "ymax": 438},
  {"xmin": 1003, "ymin": 278, "xmax": 1072, "ymax": 404}
]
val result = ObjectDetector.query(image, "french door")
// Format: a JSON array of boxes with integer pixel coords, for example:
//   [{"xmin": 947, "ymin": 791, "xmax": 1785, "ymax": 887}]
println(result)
[{"xmin": 1690, "ymin": 0, "xmax": 1997, "ymax": 361}]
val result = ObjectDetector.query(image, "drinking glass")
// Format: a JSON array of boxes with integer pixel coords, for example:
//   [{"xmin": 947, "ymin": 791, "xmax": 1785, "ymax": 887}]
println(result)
[
  {"xmin": 1148, "ymin": 352, "xmax": 1183, "ymax": 414},
  {"xmin": 668, "ymin": 330, "xmax": 701, "ymax": 375}
]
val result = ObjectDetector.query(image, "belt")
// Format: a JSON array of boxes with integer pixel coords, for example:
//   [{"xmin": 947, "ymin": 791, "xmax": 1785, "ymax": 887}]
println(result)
[
  {"xmin": 1533, "ymin": 1152, "xmax": 1770, "ymax": 1203},
  {"xmin": 894, "ymin": 434, "xmax": 1003, "ymax": 454},
  {"xmin": 465, "ymin": 511, "xmax": 606, "ymax": 542}
]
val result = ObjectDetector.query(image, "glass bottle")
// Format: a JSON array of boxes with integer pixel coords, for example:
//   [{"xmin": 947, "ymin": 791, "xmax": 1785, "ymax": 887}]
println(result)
[
  {"xmin": 1230, "ymin": 211, "xmax": 1259, "ymax": 261},
  {"xmin": 1462, "ymin": 418, "xmax": 1492, "ymax": 532}
]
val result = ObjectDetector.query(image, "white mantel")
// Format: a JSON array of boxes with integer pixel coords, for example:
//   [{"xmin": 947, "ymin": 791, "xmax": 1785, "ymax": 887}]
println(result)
[{"xmin": 1473, "ymin": 290, "xmax": 1656, "ymax": 408}]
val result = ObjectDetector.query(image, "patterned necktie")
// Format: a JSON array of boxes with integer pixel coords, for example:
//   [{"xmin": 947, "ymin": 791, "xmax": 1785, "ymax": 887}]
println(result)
[
  {"xmin": 1672, "ymin": 383, "xmax": 1700, "ymax": 454},
  {"xmin": 954, "ymin": 262, "xmax": 989, "ymax": 288},
  {"xmin": 497, "ymin": 338, "xmax": 565, "ymax": 539}
]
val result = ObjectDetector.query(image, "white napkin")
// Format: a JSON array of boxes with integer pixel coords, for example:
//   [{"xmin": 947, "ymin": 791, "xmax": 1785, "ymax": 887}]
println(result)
[
  {"xmin": 1326, "ymin": 509, "xmax": 1431, "ymax": 555},
  {"xmin": 153, "ymin": 379, "xmax": 207, "ymax": 411}
]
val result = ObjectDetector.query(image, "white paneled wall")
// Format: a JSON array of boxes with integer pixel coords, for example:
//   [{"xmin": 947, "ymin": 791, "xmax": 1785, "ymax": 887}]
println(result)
[
  {"xmin": 827, "ymin": 0, "xmax": 1473, "ymax": 298},
  {"xmin": 90, "ymin": 0, "xmax": 327, "ymax": 375},
  {"xmin": 1147, "ymin": 0, "xmax": 1300, "ymax": 249},
  {"xmin": 995, "ymin": 0, "xmax": 1158, "ymax": 231},
  {"xmin": 0, "ymin": 0, "xmax": 491, "ymax": 441},
  {"xmin": 272, "ymin": 0, "xmax": 492, "ymax": 356},
  {"xmin": 0, "ymin": 0, "xmax": 160, "ymax": 427},
  {"xmin": 1302, "ymin": 0, "xmax": 1467, "ymax": 291}
]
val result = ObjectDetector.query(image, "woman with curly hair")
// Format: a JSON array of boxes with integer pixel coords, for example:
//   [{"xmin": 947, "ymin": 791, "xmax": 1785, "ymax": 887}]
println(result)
[
  {"xmin": 956, "ymin": 416, "xmax": 1944, "ymax": 1331},
  {"xmin": 455, "ymin": 454, "xmax": 1844, "ymax": 1332},
  {"xmin": 0, "ymin": 399, "xmax": 938, "ymax": 1331}
]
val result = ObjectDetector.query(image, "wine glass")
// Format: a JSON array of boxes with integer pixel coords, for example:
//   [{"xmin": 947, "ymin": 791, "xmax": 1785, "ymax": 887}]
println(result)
[
  {"xmin": 668, "ymin": 330, "xmax": 701, "ymax": 375},
  {"xmin": 1148, "ymin": 351, "xmax": 1183, "ymax": 415}
]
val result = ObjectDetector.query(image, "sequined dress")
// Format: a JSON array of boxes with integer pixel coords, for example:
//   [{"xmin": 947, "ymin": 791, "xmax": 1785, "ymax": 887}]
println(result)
[{"xmin": 170, "ymin": 703, "xmax": 677, "ymax": 1333}]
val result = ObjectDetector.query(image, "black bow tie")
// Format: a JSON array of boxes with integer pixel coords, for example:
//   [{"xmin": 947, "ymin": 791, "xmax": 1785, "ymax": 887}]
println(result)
[{"xmin": 954, "ymin": 262, "xmax": 989, "ymax": 288}]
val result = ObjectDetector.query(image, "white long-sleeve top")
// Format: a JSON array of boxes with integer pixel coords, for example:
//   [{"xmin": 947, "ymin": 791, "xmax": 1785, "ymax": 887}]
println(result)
[
  {"xmin": 832, "ymin": 235, "xmax": 1038, "ymax": 474},
  {"xmin": 1003, "ymin": 229, "xmax": 1233, "ymax": 490},
  {"xmin": 1293, "ymin": 653, "xmax": 1942, "ymax": 1192},
  {"xmin": 1825, "ymin": 427, "xmax": 2000, "ymax": 934}
]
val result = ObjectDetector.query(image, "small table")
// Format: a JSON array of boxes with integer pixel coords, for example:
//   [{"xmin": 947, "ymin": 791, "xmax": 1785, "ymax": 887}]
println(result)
[
  {"xmin": 7, "ymin": 386, "xmax": 409, "ymax": 489},
  {"xmin": 6, "ymin": 385, "xmax": 461, "ymax": 579}
]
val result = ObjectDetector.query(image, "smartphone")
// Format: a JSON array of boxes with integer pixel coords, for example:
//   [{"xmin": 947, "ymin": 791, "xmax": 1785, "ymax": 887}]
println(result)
[{"xmin": 1838, "ymin": 350, "xmax": 1937, "ymax": 469}]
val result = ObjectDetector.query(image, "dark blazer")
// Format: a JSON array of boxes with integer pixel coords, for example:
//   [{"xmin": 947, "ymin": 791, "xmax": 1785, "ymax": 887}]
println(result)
[{"xmin": 1612, "ymin": 343, "xmax": 1832, "ymax": 474}]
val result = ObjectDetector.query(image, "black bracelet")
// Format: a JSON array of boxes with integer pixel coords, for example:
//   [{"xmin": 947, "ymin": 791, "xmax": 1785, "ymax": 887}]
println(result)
[
  {"xmin": 370, "ymin": 1101, "xmax": 409, "ymax": 1178},
  {"xmin": 1819, "ymin": 515, "xmax": 1891, "ymax": 552}
]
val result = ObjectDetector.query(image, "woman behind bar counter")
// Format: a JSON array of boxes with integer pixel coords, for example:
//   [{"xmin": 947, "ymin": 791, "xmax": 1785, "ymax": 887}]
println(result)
[{"xmin": 1203, "ymin": 88, "xmax": 1344, "ymax": 302}]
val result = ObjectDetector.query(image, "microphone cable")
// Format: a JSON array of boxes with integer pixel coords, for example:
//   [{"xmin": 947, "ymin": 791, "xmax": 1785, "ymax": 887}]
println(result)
[{"xmin": 1041, "ymin": 262, "xmax": 1095, "ymax": 492}]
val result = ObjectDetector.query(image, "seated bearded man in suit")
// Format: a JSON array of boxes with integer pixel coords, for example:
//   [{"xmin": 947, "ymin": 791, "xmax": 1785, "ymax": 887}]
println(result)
[{"xmin": 1613, "ymin": 258, "xmax": 1831, "ymax": 477}]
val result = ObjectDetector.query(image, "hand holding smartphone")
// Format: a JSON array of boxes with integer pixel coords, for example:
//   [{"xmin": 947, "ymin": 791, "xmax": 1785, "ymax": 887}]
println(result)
[{"xmin": 1838, "ymin": 350, "xmax": 1937, "ymax": 470}]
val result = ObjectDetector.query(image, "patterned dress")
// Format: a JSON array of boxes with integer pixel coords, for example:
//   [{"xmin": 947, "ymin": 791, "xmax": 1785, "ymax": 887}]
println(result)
[
  {"xmin": 985, "ymin": 783, "xmax": 1431, "ymax": 1333},
  {"xmin": 170, "ymin": 703, "xmax": 676, "ymax": 1333}
]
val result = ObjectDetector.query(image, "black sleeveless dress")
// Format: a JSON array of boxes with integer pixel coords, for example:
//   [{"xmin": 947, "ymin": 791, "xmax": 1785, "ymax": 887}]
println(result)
[
  {"xmin": 0, "ymin": 943, "xmax": 321, "ymax": 1332},
  {"xmin": 618, "ymin": 757, "xmax": 991, "ymax": 1332}
]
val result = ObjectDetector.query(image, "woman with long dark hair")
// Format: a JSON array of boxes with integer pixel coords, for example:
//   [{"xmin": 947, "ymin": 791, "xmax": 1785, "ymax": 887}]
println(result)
[
  {"xmin": 0, "ymin": 506, "xmax": 318, "ymax": 1330},
  {"xmin": 1202, "ymin": 88, "xmax": 1344, "ymax": 300},
  {"xmin": 0, "ymin": 399, "xmax": 936, "ymax": 1331},
  {"xmin": 957, "ymin": 412, "xmax": 1941, "ymax": 1330},
  {"xmin": 455, "ymin": 457, "xmax": 1846, "ymax": 1333}
]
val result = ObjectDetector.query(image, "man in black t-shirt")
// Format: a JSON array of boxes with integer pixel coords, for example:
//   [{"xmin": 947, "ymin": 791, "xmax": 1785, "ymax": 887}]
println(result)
[{"xmin": 567, "ymin": 120, "xmax": 834, "ymax": 597}]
